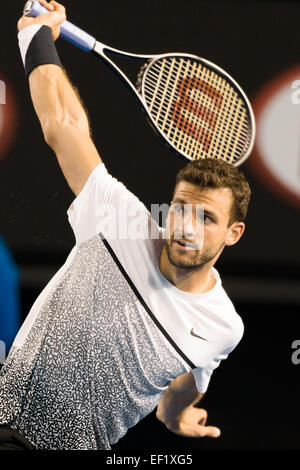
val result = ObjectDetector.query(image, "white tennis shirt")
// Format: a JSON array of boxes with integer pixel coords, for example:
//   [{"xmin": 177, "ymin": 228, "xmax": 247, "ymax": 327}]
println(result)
[
  {"xmin": 65, "ymin": 163, "xmax": 244, "ymax": 379},
  {"xmin": 0, "ymin": 163, "xmax": 244, "ymax": 450}
]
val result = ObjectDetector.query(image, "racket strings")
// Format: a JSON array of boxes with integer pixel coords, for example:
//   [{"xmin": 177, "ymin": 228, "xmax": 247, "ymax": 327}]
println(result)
[
  {"xmin": 153, "ymin": 59, "xmax": 248, "ymax": 161},
  {"xmin": 148, "ymin": 61, "xmax": 242, "ymax": 109},
  {"xmin": 151, "ymin": 58, "xmax": 249, "ymax": 160},
  {"xmin": 141, "ymin": 56, "xmax": 252, "ymax": 163},
  {"xmin": 144, "ymin": 80, "xmax": 247, "ymax": 141}
]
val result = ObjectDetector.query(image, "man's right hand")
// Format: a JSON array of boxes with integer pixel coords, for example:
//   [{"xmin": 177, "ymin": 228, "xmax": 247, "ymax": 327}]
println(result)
[{"xmin": 17, "ymin": 0, "xmax": 66, "ymax": 41}]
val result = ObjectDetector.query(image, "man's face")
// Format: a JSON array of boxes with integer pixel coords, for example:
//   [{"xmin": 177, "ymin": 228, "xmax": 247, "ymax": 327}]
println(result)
[{"xmin": 164, "ymin": 181, "xmax": 235, "ymax": 270}]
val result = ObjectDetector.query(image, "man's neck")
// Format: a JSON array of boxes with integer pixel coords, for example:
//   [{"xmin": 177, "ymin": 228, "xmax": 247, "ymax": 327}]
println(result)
[{"xmin": 158, "ymin": 246, "xmax": 216, "ymax": 295}]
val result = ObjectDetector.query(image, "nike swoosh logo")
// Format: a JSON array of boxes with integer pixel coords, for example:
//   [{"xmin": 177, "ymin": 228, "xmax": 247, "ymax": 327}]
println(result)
[{"xmin": 190, "ymin": 328, "xmax": 208, "ymax": 341}]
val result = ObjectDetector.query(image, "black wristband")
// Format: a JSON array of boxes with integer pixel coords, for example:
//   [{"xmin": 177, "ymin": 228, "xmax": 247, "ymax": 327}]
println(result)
[{"xmin": 19, "ymin": 25, "xmax": 62, "ymax": 77}]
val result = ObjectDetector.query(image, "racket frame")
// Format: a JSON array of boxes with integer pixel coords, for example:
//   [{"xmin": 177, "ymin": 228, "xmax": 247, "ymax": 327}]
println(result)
[
  {"xmin": 23, "ymin": 0, "xmax": 256, "ymax": 166},
  {"xmin": 140, "ymin": 54, "xmax": 255, "ymax": 166},
  {"xmin": 93, "ymin": 42, "xmax": 255, "ymax": 166}
]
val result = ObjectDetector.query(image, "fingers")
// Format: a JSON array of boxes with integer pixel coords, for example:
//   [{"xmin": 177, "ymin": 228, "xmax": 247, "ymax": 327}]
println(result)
[
  {"xmin": 38, "ymin": 0, "xmax": 66, "ymax": 13},
  {"xmin": 196, "ymin": 408, "xmax": 207, "ymax": 425},
  {"xmin": 17, "ymin": 1, "xmax": 66, "ymax": 35},
  {"xmin": 194, "ymin": 408, "xmax": 220, "ymax": 437},
  {"xmin": 199, "ymin": 425, "xmax": 221, "ymax": 438},
  {"xmin": 49, "ymin": 1, "xmax": 66, "ymax": 13},
  {"xmin": 38, "ymin": 0, "xmax": 54, "ymax": 11},
  {"xmin": 181, "ymin": 423, "xmax": 221, "ymax": 438},
  {"xmin": 168, "ymin": 421, "xmax": 221, "ymax": 438},
  {"xmin": 36, "ymin": 1, "xmax": 66, "ymax": 26},
  {"xmin": 169, "ymin": 407, "xmax": 221, "ymax": 438}
]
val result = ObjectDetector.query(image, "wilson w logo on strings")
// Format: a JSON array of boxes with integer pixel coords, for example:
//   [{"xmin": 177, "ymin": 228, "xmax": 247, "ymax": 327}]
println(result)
[{"xmin": 171, "ymin": 77, "xmax": 223, "ymax": 151}]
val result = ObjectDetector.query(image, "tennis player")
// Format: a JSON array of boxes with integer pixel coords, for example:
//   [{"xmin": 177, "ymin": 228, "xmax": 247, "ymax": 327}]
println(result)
[{"xmin": 0, "ymin": 0, "xmax": 251, "ymax": 450}]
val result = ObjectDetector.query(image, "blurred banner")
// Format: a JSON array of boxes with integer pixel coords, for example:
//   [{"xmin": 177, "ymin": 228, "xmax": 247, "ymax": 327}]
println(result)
[
  {"xmin": 0, "ymin": 73, "xmax": 17, "ymax": 161},
  {"xmin": 249, "ymin": 65, "xmax": 300, "ymax": 210},
  {"xmin": 0, "ymin": 235, "xmax": 21, "ymax": 353}
]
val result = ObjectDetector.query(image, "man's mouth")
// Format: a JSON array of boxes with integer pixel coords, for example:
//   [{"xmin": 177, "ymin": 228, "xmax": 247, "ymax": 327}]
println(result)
[{"xmin": 173, "ymin": 240, "xmax": 198, "ymax": 250}]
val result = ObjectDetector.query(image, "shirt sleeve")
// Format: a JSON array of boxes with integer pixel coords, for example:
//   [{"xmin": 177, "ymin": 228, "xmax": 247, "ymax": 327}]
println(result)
[
  {"xmin": 191, "ymin": 340, "xmax": 242, "ymax": 394},
  {"xmin": 67, "ymin": 163, "xmax": 152, "ymax": 245}
]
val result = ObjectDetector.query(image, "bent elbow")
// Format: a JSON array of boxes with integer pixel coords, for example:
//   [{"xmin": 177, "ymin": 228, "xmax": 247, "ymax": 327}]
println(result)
[{"xmin": 42, "ymin": 118, "xmax": 62, "ymax": 148}]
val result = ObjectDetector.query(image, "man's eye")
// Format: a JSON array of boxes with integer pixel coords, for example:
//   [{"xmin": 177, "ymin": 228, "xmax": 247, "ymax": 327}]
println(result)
[
  {"xmin": 173, "ymin": 204, "xmax": 183, "ymax": 213},
  {"xmin": 196, "ymin": 211, "xmax": 213, "ymax": 222},
  {"xmin": 203, "ymin": 214, "xmax": 214, "ymax": 223}
]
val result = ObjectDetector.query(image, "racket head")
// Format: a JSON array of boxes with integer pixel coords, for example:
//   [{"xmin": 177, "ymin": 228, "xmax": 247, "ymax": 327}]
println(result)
[{"xmin": 138, "ymin": 54, "xmax": 255, "ymax": 166}]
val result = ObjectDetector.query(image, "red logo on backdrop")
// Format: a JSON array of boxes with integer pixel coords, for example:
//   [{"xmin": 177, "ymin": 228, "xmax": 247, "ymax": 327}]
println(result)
[
  {"xmin": 0, "ymin": 74, "xmax": 17, "ymax": 161},
  {"xmin": 172, "ymin": 77, "xmax": 223, "ymax": 152},
  {"xmin": 248, "ymin": 65, "xmax": 300, "ymax": 209}
]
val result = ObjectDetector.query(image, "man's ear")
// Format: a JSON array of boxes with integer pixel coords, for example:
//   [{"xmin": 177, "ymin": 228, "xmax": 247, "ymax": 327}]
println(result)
[{"xmin": 225, "ymin": 222, "xmax": 245, "ymax": 246}]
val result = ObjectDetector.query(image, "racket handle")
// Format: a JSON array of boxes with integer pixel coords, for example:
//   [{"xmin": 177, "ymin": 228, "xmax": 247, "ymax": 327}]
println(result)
[{"xmin": 23, "ymin": 1, "xmax": 96, "ymax": 52}]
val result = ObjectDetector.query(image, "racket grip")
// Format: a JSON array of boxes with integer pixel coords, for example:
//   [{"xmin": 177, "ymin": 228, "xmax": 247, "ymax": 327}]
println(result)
[{"xmin": 23, "ymin": 1, "xmax": 96, "ymax": 52}]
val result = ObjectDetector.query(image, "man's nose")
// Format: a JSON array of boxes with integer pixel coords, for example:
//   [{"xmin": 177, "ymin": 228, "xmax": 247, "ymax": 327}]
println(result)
[{"xmin": 182, "ymin": 212, "xmax": 196, "ymax": 239}]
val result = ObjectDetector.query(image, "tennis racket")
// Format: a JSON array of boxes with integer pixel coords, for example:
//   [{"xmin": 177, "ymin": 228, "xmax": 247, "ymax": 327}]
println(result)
[{"xmin": 23, "ymin": 0, "xmax": 255, "ymax": 166}]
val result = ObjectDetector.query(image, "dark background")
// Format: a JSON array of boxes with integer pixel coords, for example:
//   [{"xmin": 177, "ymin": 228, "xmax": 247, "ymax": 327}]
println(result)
[{"xmin": 0, "ymin": 0, "xmax": 300, "ymax": 450}]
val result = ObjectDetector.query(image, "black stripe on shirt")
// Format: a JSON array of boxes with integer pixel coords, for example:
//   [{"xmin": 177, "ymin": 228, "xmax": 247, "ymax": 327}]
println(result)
[{"xmin": 99, "ymin": 233, "xmax": 196, "ymax": 370}]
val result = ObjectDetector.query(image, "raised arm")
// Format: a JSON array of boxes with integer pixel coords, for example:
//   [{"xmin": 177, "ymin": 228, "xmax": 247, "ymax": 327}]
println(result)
[
  {"xmin": 17, "ymin": 0, "xmax": 101, "ymax": 196},
  {"xmin": 156, "ymin": 371, "xmax": 221, "ymax": 438}
]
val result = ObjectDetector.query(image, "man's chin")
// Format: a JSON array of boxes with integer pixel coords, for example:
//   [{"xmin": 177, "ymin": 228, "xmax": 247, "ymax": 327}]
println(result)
[
  {"xmin": 168, "ymin": 258, "xmax": 203, "ymax": 270},
  {"xmin": 166, "ymin": 249, "xmax": 202, "ymax": 270}
]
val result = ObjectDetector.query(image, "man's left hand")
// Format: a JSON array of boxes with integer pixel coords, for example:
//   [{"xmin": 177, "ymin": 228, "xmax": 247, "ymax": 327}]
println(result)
[{"xmin": 163, "ymin": 406, "xmax": 221, "ymax": 438}]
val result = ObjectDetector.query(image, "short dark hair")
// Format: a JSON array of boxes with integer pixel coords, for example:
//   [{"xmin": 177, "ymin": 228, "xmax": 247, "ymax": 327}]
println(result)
[{"xmin": 174, "ymin": 158, "xmax": 251, "ymax": 226}]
